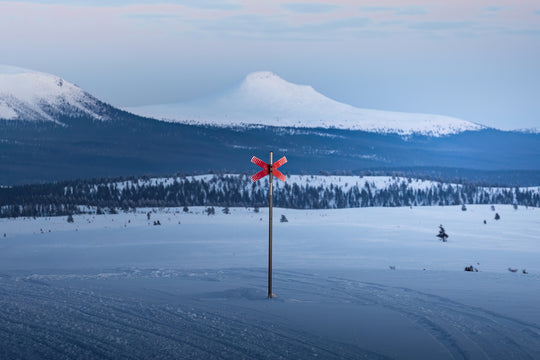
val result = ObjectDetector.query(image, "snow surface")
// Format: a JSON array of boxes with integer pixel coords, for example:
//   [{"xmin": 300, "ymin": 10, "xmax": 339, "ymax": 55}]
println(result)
[
  {"xmin": 1, "ymin": 205, "xmax": 539, "ymax": 358},
  {"xmin": 2, "ymin": 205, "xmax": 538, "ymax": 272},
  {"xmin": 126, "ymin": 71, "xmax": 485, "ymax": 136},
  {"xmin": 0, "ymin": 64, "xmax": 104, "ymax": 123}
]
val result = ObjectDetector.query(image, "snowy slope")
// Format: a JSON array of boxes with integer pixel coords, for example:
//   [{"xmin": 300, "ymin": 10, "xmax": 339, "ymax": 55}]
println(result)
[
  {"xmin": 76, "ymin": 174, "xmax": 538, "ymax": 210},
  {"xmin": 0, "ymin": 64, "xmax": 108, "ymax": 123},
  {"xmin": 127, "ymin": 71, "xmax": 485, "ymax": 136}
]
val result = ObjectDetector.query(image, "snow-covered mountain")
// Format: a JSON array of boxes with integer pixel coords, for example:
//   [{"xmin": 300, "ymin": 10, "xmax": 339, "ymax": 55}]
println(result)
[
  {"xmin": 0, "ymin": 65, "xmax": 110, "ymax": 124},
  {"xmin": 127, "ymin": 71, "xmax": 485, "ymax": 137},
  {"xmin": 1, "ymin": 65, "xmax": 539, "ymax": 185}
]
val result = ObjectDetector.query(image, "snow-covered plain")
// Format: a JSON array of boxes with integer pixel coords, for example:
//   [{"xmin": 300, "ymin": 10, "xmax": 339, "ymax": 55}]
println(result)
[{"xmin": 1, "ymin": 205, "xmax": 539, "ymax": 359}]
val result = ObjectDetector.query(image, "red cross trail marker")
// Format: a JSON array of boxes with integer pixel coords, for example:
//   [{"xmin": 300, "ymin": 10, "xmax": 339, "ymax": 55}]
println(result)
[
  {"xmin": 251, "ymin": 155, "xmax": 287, "ymax": 182},
  {"xmin": 251, "ymin": 151, "xmax": 287, "ymax": 299}
]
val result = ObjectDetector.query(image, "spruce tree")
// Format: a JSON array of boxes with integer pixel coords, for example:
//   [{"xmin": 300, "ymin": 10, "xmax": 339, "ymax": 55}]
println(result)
[{"xmin": 436, "ymin": 224, "xmax": 448, "ymax": 242}]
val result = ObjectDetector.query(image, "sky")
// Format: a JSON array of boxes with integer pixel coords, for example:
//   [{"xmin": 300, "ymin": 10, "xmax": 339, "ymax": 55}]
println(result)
[{"xmin": 0, "ymin": 0, "xmax": 539, "ymax": 130}]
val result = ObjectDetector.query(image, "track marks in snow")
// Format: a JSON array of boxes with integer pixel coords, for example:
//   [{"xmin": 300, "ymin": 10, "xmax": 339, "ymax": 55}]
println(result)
[
  {"xmin": 323, "ymin": 276, "xmax": 540, "ymax": 360},
  {"xmin": 0, "ymin": 273, "xmax": 388, "ymax": 359},
  {"xmin": 1, "ymin": 269, "xmax": 539, "ymax": 359}
]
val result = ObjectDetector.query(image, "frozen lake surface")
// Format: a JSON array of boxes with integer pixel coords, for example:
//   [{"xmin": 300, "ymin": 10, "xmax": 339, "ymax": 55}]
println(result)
[{"xmin": 1, "ymin": 205, "xmax": 539, "ymax": 359}]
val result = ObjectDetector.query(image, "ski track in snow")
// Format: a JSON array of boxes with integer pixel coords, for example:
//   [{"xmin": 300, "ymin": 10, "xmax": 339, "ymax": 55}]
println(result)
[
  {"xmin": 0, "ymin": 270, "xmax": 386, "ymax": 360},
  {"xmin": 323, "ymin": 275, "xmax": 540, "ymax": 360},
  {"xmin": 1, "ymin": 268, "xmax": 539, "ymax": 360}
]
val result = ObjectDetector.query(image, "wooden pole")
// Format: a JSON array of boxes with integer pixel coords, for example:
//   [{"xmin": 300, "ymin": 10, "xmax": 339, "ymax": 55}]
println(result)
[{"xmin": 268, "ymin": 151, "xmax": 273, "ymax": 299}]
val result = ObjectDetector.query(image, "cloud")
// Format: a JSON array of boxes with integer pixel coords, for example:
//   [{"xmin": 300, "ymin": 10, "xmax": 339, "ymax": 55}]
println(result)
[
  {"xmin": 179, "ymin": 0, "xmax": 242, "ymax": 11},
  {"xmin": 281, "ymin": 2, "xmax": 339, "ymax": 14},
  {"xmin": 2, "ymin": 0, "xmax": 154, "ymax": 6},
  {"xmin": 409, "ymin": 21, "xmax": 474, "ymax": 31},
  {"xmin": 506, "ymin": 29, "xmax": 540, "ymax": 36},
  {"xmin": 195, "ymin": 14, "xmax": 371, "ymax": 39},
  {"xmin": 485, "ymin": 6, "xmax": 505, "ymax": 12},
  {"xmin": 3, "ymin": 0, "xmax": 242, "ymax": 10},
  {"xmin": 123, "ymin": 13, "xmax": 184, "ymax": 20},
  {"xmin": 358, "ymin": 6, "xmax": 394, "ymax": 13},
  {"xmin": 299, "ymin": 17, "xmax": 371, "ymax": 32},
  {"xmin": 396, "ymin": 7, "xmax": 427, "ymax": 16},
  {"xmin": 358, "ymin": 6, "xmax": 426, "ymax": 15},
  {"xmin": 196, "ymin": 14, "xmax": 284, "ymax": 34}
]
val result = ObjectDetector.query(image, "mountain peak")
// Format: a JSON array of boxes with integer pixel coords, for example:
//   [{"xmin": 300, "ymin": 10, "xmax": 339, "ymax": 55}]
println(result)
[
  {"xmin": 0, "ymin": 64, "xmax": 109, "ymax": 123},
  {"xmin": 127, "ymin": 71, "xmax": 485, "ymax": 136},
  {"xmin": 243, "ymin": 71, "xmax": 280, "ymax": 82},
  {"xmin": 241, "ymin": 71, "xmax": 307, "ymax": 89},
  {"xmin": 238, "ymin": 71, "xmax": 317, "ymax": 101}
]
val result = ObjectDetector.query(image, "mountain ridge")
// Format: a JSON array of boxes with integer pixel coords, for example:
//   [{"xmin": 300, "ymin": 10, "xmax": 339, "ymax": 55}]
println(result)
[
  {"xmin": 0, "ymin": 65, "xmax": 112, "ymax": 124},
  {"xmin": 126, "ymin": 71, "xmax": 485, "ymax": 137}
]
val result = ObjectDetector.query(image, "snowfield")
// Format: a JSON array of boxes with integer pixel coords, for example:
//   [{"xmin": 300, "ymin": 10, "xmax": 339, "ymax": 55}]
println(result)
[{"xmin": 1, "ymin": 205, "xmax": 539, "ymax": 359}]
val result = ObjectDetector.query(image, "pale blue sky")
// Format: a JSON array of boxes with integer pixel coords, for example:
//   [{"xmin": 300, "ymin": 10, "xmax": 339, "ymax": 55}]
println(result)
[{"xmin": 1, "ymin": 0, "xmax": 539, "ymax": 130}]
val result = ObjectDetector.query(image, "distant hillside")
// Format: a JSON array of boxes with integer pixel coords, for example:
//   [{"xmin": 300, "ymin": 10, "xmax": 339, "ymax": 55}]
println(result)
[
  {"xmin": 2, "ymin": 113, "xmax": 540, "ymax": 186},
  {"xmin": 127, "ymin": 71, "xmax": 484, "ymax": 137},
  {"xmin": 1, "ymin": 174, "xmax": 538, "ymax": 218}
]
